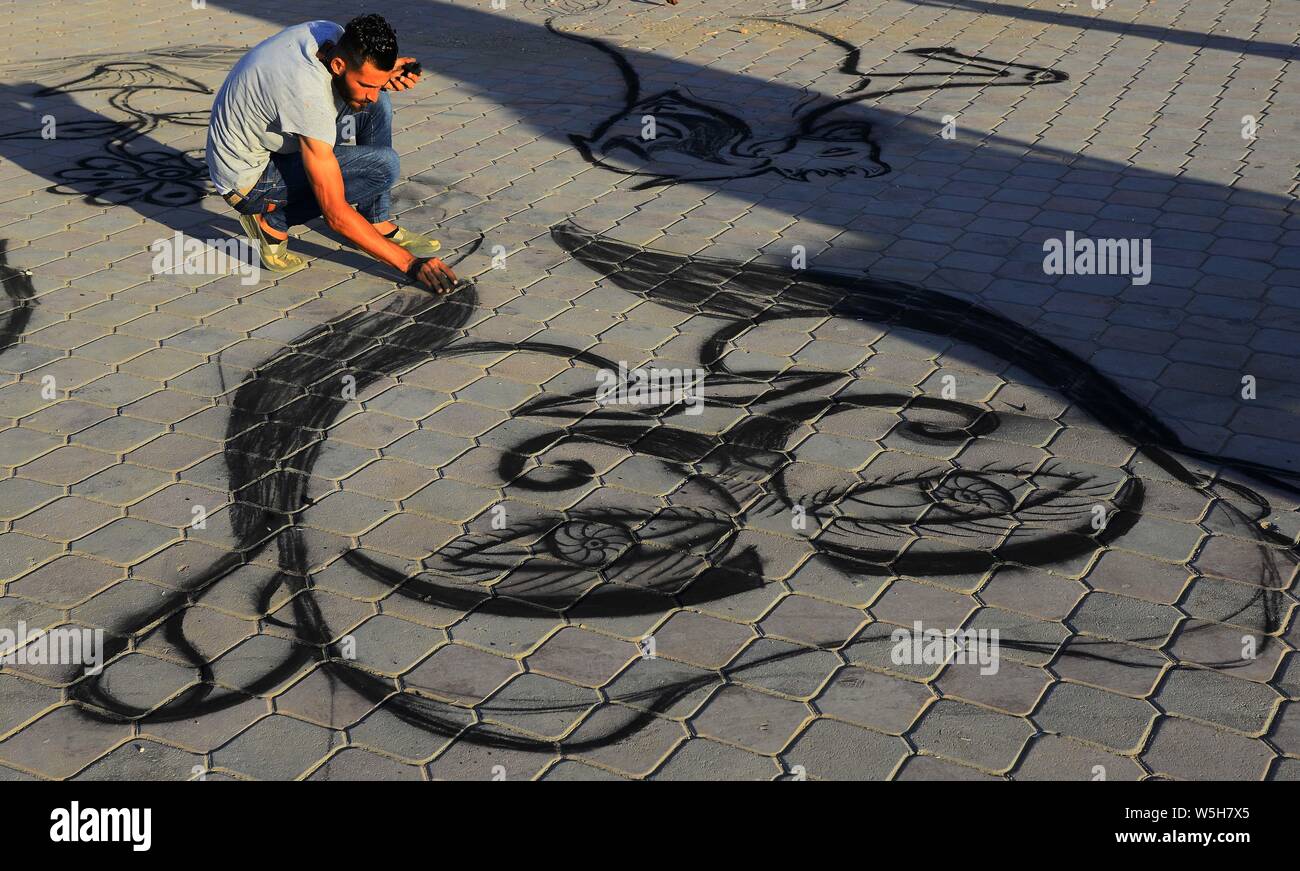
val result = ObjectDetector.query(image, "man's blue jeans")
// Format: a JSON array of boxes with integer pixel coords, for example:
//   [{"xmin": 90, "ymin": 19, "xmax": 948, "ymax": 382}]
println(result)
[{"xmin": 231, "ymin": 91, "xmax": 398, "ymax": 233}]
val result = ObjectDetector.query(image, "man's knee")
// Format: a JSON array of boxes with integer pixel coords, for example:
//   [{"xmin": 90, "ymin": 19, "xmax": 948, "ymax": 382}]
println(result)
[
  {"xmin": 374, "ymin": 145, "xmax": 400, "ymax": 186},
  {"xmin": 338, "ymin": 145, "xmax": 399, "ymax": 193}
]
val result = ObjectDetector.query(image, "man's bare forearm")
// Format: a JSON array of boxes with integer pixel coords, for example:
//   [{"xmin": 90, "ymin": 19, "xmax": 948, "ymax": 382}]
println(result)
[{"xmin": 323, "ymin": 204, "xmax": 415, "ymax": 273}]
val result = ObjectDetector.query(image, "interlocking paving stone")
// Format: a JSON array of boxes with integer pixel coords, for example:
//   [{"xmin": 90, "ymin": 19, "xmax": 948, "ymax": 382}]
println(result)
[
  {"xmin": 1269, "ymin": 758, "xmax": 1300, "ymax": 781},
  {"xmin": 815, "ymin": 666, "xmax": 933, "ymax": 734},
  {"xmin": 525, "ymin": 627, "xmax": 637, "ymax": 688},
  {"xmin": 1083, "ymin": 549, "xmax": 1194, "ymax": 604},
  {"xmin": 691, "ymin": 685, "xmax": 811, "ymax": 755},
  {"xmin": 871, "ymin": 579, "xmax": 979, "ymax": 630},
  {"xmin": 1069, "ymin": 591, "xmax": 1184, "ymax": 647},
  {"xmin": 1012, "ymin": 735, "xmax": 1146, "ymax": 781},
  {"xmin": 565, "ymin": 706, "xmax": 685, "ymax": 776},
  {"xmin": 652, "ymin": 737, "xmax": 780, "ymax": 781},
  {"xmin": 759, "ymin": 594, "xmax": 868, "ymax": 647},
  {"xmin": 936, "ymin": 658, "xmax": 1052, "ymax": 716},
  {"xmin": 479, "ymin": 673, "xmax": 601, "ymax": 739},
  {"xmin": 782, "ymin": 719, "xmax": 910, "ymax": 780},
  {"xmin": 450, "ymin": 601, "xmax": 561, "ymax": 655},
  {"xmin": 910, "ymin": 699, "xmax": 1035, "ymax": 773},
  {"xmin": 726, "ymin": 638, "xmax": 841, "ymax": 700},
  {"xmin": 0, "ymin": 674, "xmax": 61, "ymax": 738},
  {"xmin": 307, "ymin": 747, "xmax": 424, "ymax": 781},
  {"xmin": 1049, "ymin": 636, "xmax": 1170, "ymax": 697},
  {"xmin": 73, "ymin": 740, "xmax": 204, "ymax": 782},
  {"xmin": 1276, "ymin": 653, "xmax": 1300, "ymax": 700},
  {"xmin": 275, "ymin": 666, "xmax": 382, "ymax": 730},
  {"xmin": 539, "ymin": 759, "xmax": 632, "ymax": 781},
  {"xmin": 1268, "ymin": 701, "xmax": 1300, "ymax": 758},
  {"xmin": 604, "ymin": 657, "xmax": 720, "ymax": 720},
  {"xmin": 427, "ymin": 739, "xmax": 557, "ymax": 782},
  {"xmin": 0, "ymin": 477, "xmax": 61, "ymax": 520},
  {"xmin": 1034, "ymin": 682, "xmax": 1158, "ymax": 754},
  {"xmin": 403, "ymin": 643, "xmax": 520, "ymax": 704},
  {"xmin": 1154, "ymin": 666, "xmax": 1283, "ymax": 735},
  {"xmin": 1142, "ymin": 716, "xmax": 1276, "ymax": 780},
  {"xmin": 347, "ymin": 699, "xmax": 470, "ymax": 763},
  {"xmin": 95, "ymin": 652, "xmax": 198, "ymax": 713},
  {"xmin": 208, "ymin": 635, "xmax": 316, "ymax": 697},
  {"xmin": 979, "ymin": 565, "xmax": 1085, "ymax": 621},
  {"xmin": 211, "ymin": 715, "xmax": 342, "ymax": 781},
  {"xmin": 893, "ymin": 755, "xmax": 1000, "ymax": 781},
  {"xmin": 0, "ymin": 706, "xmax": 131, "ymax": 779},
  {"xmin": 649, "ymin": 610, "xmax": 754, "ymax": 669},
  {"xmin": 335, "ymin": 614, "xmax": 445, "ymax": 676},
  {"xmin": 1167, "ymin": 619, "xmax": 1286, "ymax": 683},
  {"xmin": 844, "ymin": 622, "xmax": 945, "ymax": 681},
  {"xmin": 70, "ymin": 517, "xmax": 181, "ymax": 563}
]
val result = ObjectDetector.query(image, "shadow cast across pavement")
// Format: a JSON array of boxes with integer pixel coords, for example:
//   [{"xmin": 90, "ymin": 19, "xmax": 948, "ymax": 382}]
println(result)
[
  {"xmin": 192, "ymin": 0, "xmax": 1300, "ymax": 471},
  {"xmin": 1, "ymin": 0, "xmax": 1295, "ymax": 471}
]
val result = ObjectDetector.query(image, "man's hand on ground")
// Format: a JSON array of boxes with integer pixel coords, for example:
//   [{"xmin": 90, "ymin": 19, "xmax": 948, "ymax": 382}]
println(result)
[
  {"xmin": 407, "ymin": 256, "xmax": 458, "ymax": 294},
  {"xmin": 297, "ymin": 136, "xmax": 455, "ymax": 294},
  {"xmin": 384, "ymin": 57, "xmax": 421, "ymax": 91}
]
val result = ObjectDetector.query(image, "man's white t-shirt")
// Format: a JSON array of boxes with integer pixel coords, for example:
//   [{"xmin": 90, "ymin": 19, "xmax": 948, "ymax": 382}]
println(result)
[{"xmin": 206, "ymin": 20, "xmax": 346, "ymax": 195}]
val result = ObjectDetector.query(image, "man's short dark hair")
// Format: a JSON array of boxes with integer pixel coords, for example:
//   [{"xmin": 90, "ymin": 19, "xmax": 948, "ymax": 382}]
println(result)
[{"xmin": 337, "ymin": 14, "xmax": 398, "ymax": 71}]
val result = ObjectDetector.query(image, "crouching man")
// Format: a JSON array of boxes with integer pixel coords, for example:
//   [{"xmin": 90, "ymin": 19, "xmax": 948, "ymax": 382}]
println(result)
[{"xmin": 206, "ymin": 14, "xmax": 457, "ymax": 293}]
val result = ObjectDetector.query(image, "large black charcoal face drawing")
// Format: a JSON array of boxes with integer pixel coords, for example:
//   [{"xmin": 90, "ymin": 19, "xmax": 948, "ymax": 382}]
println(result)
[
  {"xmin": 560, "ymin": 19, "xmax": 1068, "ymax": 188},
  {"xmin": 62, "ymin": 224, "xmax": 1295, "ymax": 756}
]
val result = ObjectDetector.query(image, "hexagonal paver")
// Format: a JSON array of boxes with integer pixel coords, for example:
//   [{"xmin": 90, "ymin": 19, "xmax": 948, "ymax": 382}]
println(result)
[
  {"xmin": 307, "ymin": 748, "xmax": 424, "ymax": 781},
  {"xmin": 644, "ymin": 610, "xmax": 753, "ymax": 669},
  {"xmin": 73, "ymin": 739, "xmax": 204, "ymax": 781},
  {"xmin": 691, "ymin": 685, "xmax": 810, "ymax": 755},
  {"xmin": 726, "ymin": 638, "xmax": 840, "ymax": 700},
  {"xmin": 479, "ymin": 673, "xmax": 600, "ymax": 739},
  {"xmin": 566, "ymin": 705, "xmax": 685, "ymax": 776},
  {"xmin": 783, "ymin": 719, "xmax": 910, "ymax": 780},
  {"xmin": 344, "ymin": 614, "xmax": 444, "ymax": 676},
  {"xmin": 525, "ymin": 627, "xmax": 637, "ymax": 688},
  {"xmin": 759, "ymin": 594, "xmax": 868, "ymax": 647},
  {"xmin": 1012, "ymin": 735, "xmax": 1145, "ymax": 781},
  {"xmin": 1142, "ymin": 717, "xmax": 1275, "ymax": 780},
  {"xmin": 427, "ymin": 738, "xmax": 556, "ymax": 782},
  {"xmin": 95, "ymin": 652, "xmax": 198, "ymax": 713},
  {"xmin": 815, "ymin": 666, "xmax": 932, "ymax": 734},
  {"xmin": 1154, "ymin": 666, "xmax": 1282, "ymax": 735},
  {"xmin": 1034, "ymin": 682, "xmax": 1158, "ymax": 754},
  {"xmin": 211, "ymin": 715, "xmax": 341, "ymax": 780},
  {"xmin": 910, "ymin": 699, "xmax": 1035, "ymax": 773},
  {"xmin": 0, "ymin": 706, "xmax": 131, "ymax": 779},
  {"xmin": 404, "ymin": 643, "xmax": 520, "ymax": 704},
  {"xmin": 652, "ymin": 737, "xmax": 781, "ymax": 781}
]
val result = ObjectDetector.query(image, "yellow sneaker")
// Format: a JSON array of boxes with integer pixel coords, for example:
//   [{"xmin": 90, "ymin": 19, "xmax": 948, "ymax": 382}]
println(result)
[
  {"xmin": 388, "ymin": 226, "xmax": 441, "ymax": 258},
  {"xmin": 238, "ymin": 213, "xmax": 307, "ymax": 274}
]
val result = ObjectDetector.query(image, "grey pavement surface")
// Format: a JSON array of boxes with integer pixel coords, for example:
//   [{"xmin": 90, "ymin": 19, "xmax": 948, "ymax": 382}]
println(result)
[{"xmin": 0, "ymin": 0, "xmax": 1297, "ymax": 780}]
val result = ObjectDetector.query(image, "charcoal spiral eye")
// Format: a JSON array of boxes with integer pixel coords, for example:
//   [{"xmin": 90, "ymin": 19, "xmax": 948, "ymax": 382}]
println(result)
[
  {"xmin": 929, "ymin": 474, "xmax": 1014, "ymax": 513},
  {"xmin": 550, "ymin": 521, "xmax": 634, "ymax": 566}
]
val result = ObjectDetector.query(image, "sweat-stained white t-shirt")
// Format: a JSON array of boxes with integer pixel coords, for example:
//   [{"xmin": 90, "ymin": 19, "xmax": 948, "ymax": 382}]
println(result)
[{"xmin": 205, "ymin": 21, "xmax": 346, "ymax": 195}]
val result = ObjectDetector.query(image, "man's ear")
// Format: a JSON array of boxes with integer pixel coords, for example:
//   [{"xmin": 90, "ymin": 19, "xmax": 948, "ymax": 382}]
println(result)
[{"xmin": 329, "ymin": 55, "xmax": 349, "ymax": 77}]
